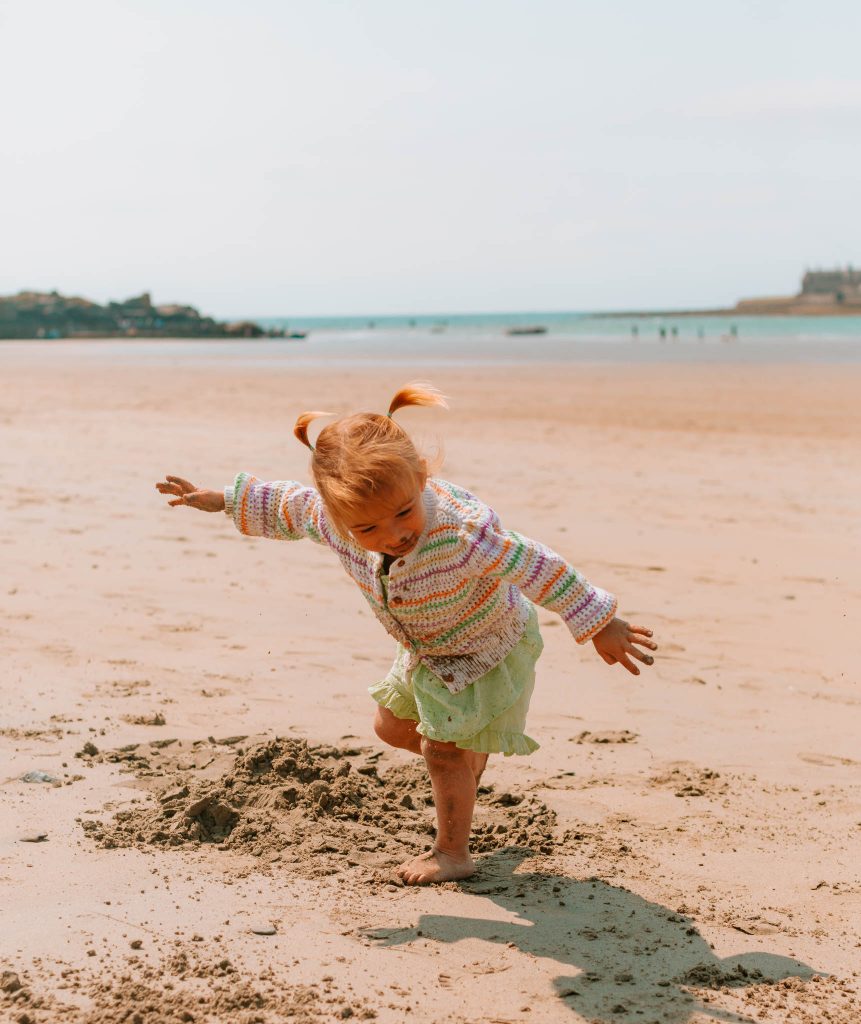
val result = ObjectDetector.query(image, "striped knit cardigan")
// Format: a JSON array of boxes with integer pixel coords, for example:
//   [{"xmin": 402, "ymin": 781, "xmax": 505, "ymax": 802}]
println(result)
[{"xmin": 224, "ymin": 474, "xmax": 617, "ymax": 694}]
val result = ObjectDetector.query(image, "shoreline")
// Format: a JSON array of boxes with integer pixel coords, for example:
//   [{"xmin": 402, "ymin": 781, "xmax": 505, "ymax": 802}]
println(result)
[{"xmin": 597, "ymin": 306, "xmax": 861, "ymax": 318}]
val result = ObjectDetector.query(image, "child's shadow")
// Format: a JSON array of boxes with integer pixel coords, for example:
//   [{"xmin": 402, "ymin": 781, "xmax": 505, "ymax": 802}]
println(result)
[{"xmin": 366, "ymin": 848, "xmax": 821, "ymax": 1023}]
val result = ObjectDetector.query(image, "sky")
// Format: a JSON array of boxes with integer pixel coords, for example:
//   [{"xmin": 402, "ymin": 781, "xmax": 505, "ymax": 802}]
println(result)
[{"xmin": 1, "ymin": 0, "xmax": 859, "ymax": 318}]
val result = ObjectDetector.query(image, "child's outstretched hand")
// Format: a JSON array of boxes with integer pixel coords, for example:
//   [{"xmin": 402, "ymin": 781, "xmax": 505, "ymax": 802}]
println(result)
[
  {"xmin": 155, "ymin": 475, "xmax": 225, "ymax": 512},
  {"xmin": 592, "ymin": 617, "xmax": 657, "ymax": 675}
]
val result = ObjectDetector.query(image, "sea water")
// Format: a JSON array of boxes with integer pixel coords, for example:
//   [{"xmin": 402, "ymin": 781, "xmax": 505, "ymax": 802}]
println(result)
[{"xmin": 2, "ymin": 313, "xmax": 860, "ymax": 367}]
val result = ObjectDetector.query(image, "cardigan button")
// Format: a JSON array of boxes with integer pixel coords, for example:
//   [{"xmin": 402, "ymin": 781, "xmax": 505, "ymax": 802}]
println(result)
[
  {"xmin": 442, "ymin": 673, "xmax": 455, "ymax": 683},
  {"xmin": 397, "ymin": 559, "xmax": 405, "ymax": 567},
  {"xmin": 391, "ymin": 595, "xmax": 403, "ymax": 605}
]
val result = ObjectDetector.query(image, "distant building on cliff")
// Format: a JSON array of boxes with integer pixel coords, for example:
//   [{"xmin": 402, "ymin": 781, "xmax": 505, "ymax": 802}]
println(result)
[
  {"xmin": 800, "ymin": 267, "xmax": 861, "ymax": 304},
  {"xmin": 734, "ymin": 265, "xmax": 861, "ymax": 314}
]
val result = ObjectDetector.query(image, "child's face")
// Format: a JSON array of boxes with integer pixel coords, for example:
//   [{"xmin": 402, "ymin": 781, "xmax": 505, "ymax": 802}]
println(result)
[{"xmin": 347, "ymin": 473, "xmax": 427, "ymax": 557}]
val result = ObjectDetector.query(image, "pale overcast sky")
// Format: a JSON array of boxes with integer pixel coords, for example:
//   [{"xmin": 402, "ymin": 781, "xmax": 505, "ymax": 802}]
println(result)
[{"xmin": 1, "ymin": 0, "xmax": 859, "ymax": 317}]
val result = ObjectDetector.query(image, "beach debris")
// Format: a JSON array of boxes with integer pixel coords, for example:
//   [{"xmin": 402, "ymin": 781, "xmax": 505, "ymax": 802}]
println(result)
[
  {"xmin": 18, "ymin": 831, "xmax": 48, "ymax": 843},
  {"xmin": 130, "ymin": 939, "xmax": 143, "ymax": 950},
  {"xmin": 20, "ymin": 770, "xmax": 60, "ymax": 784},
  {"xmin": 121, "ymin": 712, "xmax": 166, "ymax": 726},
  {"xmin": 574, "ymin": 730, "xmax": 639, "ymax": 744},
  {"xmin": 731, "ymin": 915, "xmax": 782, "ymax": 936},
  {"xmin": 248, "ymin": 923, "xmax": 277, "ymax": 935},
  {"xmin": 75, "ymin": 741, "xmax": 99, "ymax": 758}
]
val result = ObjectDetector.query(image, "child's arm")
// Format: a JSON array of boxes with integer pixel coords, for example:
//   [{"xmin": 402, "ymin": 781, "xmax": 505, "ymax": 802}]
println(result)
[
  {"xmin": 463, "ymin": 512, "xmax": 656, "ymax": 675},
  {"xmin": 223, "ymin": 471, "xmax": 327, "ymax": 544},
  {"xmin": 156, "ymin": 472, "xmax": 328, "ymax": 544}
]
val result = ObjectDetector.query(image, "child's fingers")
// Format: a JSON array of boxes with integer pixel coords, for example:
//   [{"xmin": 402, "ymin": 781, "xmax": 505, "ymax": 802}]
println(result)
[
  {"xmin": 631, "ymin": 636, "xmax": 658, "ymax": 652},
  {"xmin": 627, "ymin": 644, "xmax": 654, "ymax": 666},
  {"xmin": 617, "ymin": 653, "xmax": 640, "ymax": 675},
  {"xmin": 166, "ymin": 476, "xmax": 196, "ymax": 492},
  {"xmin": 167, "ymin": 498, "xmax": 185, "ymax": 507},
  {"xmin": 628, "ymin": 624, "xmax": 654, "ymax": 638},
  {"xmin": 628, "ymin": 625, "xmax": 657, "ymax": 651}
]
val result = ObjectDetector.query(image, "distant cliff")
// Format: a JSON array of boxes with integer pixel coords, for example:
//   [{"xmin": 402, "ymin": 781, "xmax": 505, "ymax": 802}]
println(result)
[{"xmin": 0, "ymin": 291, "xmax": 284, "ymax": 339}]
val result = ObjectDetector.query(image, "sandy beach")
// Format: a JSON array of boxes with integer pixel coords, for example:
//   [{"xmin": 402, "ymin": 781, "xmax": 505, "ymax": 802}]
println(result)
[{"xmin": 1, "ymin": 343, "xmax": 859, "ymax": 1023}]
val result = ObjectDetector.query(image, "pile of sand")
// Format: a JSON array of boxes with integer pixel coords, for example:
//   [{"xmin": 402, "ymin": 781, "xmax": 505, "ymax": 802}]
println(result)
[{"xmin": 80, "ymin": 737, "xmax": 557, "ymax": 874}]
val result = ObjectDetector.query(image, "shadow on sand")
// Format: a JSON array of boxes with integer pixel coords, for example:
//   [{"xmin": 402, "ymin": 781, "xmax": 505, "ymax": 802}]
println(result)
[{"xmin": 365, "ymin": 848, "xmax": 820, "ymax": 1023}]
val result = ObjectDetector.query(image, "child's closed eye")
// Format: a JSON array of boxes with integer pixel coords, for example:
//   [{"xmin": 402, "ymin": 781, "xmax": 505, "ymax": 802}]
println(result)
[{"xmin": 396, "ymin": 507, "xmax": 413, "ymax": 518}]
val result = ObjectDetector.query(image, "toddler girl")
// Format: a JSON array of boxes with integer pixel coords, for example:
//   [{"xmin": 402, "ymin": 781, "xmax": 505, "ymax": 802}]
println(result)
[{"xmin": 155, "ymin": 383, "xmax": 656, "ymax": 884}]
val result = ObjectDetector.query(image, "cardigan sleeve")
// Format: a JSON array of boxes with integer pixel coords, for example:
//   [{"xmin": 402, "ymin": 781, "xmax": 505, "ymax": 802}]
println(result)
[
  {"xmin": 460, "ymin": 507, "xmax": 617, "ymax": 644},
  {"xmin": 224, "ymin": 472, "xmax": 327, "ymax": 545}
]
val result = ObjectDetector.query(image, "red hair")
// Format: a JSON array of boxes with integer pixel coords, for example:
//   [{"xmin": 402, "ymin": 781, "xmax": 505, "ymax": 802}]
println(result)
[{"xmin": 293, "ymin": 382, "xmax": 447, "ymax": 532}]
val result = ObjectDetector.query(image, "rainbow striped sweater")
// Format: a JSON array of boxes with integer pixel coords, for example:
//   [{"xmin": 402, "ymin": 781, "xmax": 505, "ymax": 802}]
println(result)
[{"xmin": 224, "ymin": 474, "xmax": 617, "ymax": 694}]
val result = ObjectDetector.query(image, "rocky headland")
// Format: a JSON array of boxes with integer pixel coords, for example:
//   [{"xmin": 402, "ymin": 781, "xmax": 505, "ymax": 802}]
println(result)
[{"xmin": 0, "ymin": 290, "xmax": 283, "ymax": 340}]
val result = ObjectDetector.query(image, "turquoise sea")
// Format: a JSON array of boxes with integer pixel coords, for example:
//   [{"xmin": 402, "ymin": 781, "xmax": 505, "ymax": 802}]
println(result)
[
  {"xmin": 4, "ymin": 312, "xmax": 861, "ymax": 366},
  {"xmin": 251, "ymin": 311, "xmax": 861, "ymax": 364},
  {"xmin": 259, "ymin": 310, "xmax": 861, "ymax": 341}
]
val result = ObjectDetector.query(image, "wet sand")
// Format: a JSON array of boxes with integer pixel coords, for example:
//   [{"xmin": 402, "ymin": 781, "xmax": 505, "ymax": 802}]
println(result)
[{"xmin": 1, "ymin": 348, "xmax": 859, "ymax": 1022}]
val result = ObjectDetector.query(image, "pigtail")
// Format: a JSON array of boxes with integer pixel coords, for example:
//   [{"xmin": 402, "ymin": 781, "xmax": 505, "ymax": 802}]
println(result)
[
  {"xmin": 293, "ymin": 411, "xmax": 332, "ymax": 451},
  {"xmin": 388, "ymin": 381, "xmax": 448, "ymax": 418}
]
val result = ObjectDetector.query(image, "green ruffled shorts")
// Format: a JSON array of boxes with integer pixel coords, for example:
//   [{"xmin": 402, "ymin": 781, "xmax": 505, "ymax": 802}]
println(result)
[{"xmin": 368, "ymin": 605, "xmax": 544, "ymax": 756}]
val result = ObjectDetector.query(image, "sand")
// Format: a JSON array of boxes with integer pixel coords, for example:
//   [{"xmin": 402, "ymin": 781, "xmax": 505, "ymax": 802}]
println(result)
[{"xmin": 1, "ymin": 343, "xmax": 859, "ymax": 1023}]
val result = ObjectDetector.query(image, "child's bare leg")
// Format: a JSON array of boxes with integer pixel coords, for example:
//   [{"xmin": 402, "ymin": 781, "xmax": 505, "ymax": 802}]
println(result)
[
  {"xmin": 395, "ymin": 737, "xmax": 478, "ymax": 885},
  {"xmin": 373, "ymin": 708, "xmax": 488, "ymax": 789},
  {"xmin": 373, "ymin": 706, "xmax": 422, "ymax": 755},
  {"xmin": 472, "ymin": 751, "xmax": 489, "ymax": 789}
]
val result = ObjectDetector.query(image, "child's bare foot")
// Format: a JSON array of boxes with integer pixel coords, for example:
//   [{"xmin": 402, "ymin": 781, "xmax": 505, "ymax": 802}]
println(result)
[{"xmin": 395, "ymin": 847, "xmax": 476, "ymax": 886}]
